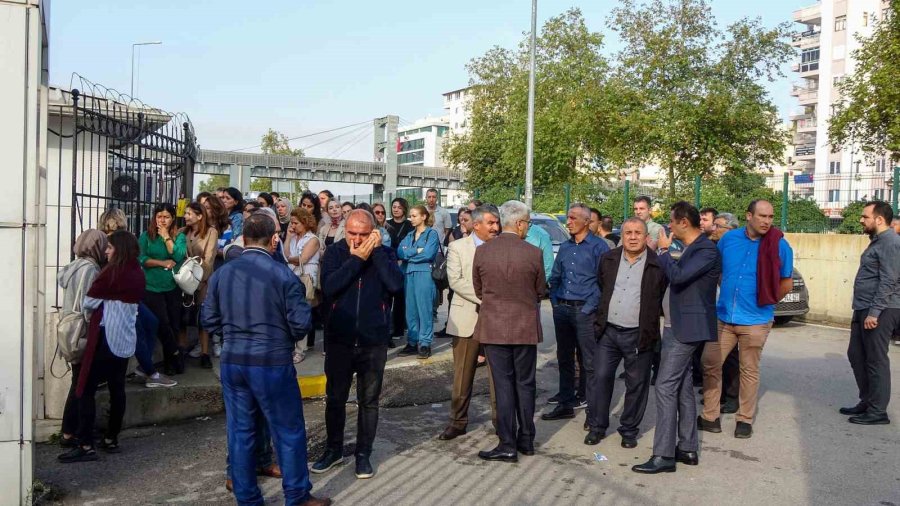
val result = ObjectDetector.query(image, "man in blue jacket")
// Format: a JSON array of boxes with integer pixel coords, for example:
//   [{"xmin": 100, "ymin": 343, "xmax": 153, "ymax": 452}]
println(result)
[
  {"xmin": 633, "ymin": 201, "xmax": 721, "ymax": 474},
  {"xmin": 312, "ymin": 209, "xmax": 404, "ymax": 480},
  {"xmin": 202, "ymin": 214, "xmax": 328, "ymax": 506}
]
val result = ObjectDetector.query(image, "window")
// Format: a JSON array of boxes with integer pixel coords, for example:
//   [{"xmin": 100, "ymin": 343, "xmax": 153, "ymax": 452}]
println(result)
[
  {"xmin": 875, "ymin": 158, "xmax": 887, "ymax": 173},
  {"xmin": 833, "ymin": 75, "xmax": 845, "ymax": 86},
  {"xmin": 398, "ymin": 138, "xmax": 424, "ymax": 152},
  {"xmin": 398, "ymin": 151, "xmax": 425, "ymax": 164},
  {"xmin": 874, "ymin": 189, "xmax": 885, "ymax": 200},
  {"xmin": 835, "ymin": 15, "xmax": 847, "ymax": 31},
  {"xmin": 828, "ymin": 189, "xmax": 840, "ymax": 202},
  {"xmin": 829, "ymin": 161, "xmax": 841, "ymax": 174},
  {"xmin": 800, "ymin": 47, "xmax": 820, "ymax": 72}
]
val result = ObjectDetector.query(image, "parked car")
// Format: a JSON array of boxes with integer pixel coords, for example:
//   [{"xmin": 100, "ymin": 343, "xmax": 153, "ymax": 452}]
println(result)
[
  {"xmin": 774, "ymin": 268, "xmax": 810, "ymax": 324},
  {"xmin": 532, "ymin": 213, "xmax": 570, "ymax": 258}
]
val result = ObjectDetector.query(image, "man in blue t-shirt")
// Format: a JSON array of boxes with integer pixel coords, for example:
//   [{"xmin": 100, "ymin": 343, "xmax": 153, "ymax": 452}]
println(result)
[{"xmin": 698, "ymin": 200, "xmax": 793, "ymax": 440}]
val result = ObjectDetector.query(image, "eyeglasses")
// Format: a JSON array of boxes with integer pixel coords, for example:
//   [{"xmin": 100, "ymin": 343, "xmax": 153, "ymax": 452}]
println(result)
[
  {"xmin": 518, "ymin": 219, "xmax": 532, "ymax": 225},
  {"xmin": 374, "ymin": 210, "xmax": 385, "ymax": 215}
]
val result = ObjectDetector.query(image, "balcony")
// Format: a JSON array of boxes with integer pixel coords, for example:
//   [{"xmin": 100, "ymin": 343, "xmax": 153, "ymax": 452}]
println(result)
[
  {"xmin": 792, "ymin": 30, "xmax": 821, "ymax": 48},
  {"xmin": 793, "ymin": 3, "xmax": 821, "ymax": 24},
  {"xmin": 796, "ymin": 88, "xmax": 818, "ymax": 104},
  {"xmin": 795, "ymin": 116, "xmax": 818, "ymax": 132},
  {"xmin": 795, "ymin": 144, "xmax": 816, "ymax": 159},
  {"xmin": 789, "ymin": 108, "xmax": 814, "ymax": 121},
  {"xmin": 793, "ymin": 59, "xmax": 820, "ymax": 76}
]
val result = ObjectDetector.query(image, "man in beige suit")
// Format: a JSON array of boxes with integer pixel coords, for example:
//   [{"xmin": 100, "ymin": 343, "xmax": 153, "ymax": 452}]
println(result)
[
  {"xmin": 438, "ymin": 206, "xmax": 501, "ymax": 441},
  {"xmin": 474, "ymin": 200, "xmax": 547, "ymax": 463}
]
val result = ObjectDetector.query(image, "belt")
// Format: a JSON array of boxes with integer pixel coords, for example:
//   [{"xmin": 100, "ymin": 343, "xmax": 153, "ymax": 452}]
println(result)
[
  {"xmin": 607, "ymin": 322, "xmax": 639, "ymax": 332},
  {"xmin": 557, "ymin": 299, "xmax": 586, "ymax": 307}
]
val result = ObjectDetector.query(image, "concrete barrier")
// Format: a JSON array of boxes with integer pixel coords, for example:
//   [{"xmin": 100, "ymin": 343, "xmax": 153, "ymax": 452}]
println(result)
[{"xmin": 785, "ymin": 232, "xmax": 869, "ymax": 326}]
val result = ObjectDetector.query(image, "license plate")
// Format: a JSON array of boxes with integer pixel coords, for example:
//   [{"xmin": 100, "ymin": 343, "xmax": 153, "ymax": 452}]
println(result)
[{"xmin": 781, "ymin": 293, "xmax": 800, "ymax": 303}]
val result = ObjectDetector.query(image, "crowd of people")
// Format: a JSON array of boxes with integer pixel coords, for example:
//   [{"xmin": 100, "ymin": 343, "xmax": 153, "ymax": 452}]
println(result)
[{"xmin": 53, "ymin": 183, "xmax": 900, "ymax": 504}]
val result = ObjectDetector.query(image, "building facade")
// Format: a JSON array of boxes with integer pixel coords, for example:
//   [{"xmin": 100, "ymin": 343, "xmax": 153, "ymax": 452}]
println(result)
[
  {"xmin": 397, "ymin": 117, "xmax": 450, "ymax": 167},
  {"xmin": 791, "ymin": 0, "xmax": 894, "ymax": 216},
  {"xmin": 442, "ymin": 87, "xmax": 471, "ymax": 136}
]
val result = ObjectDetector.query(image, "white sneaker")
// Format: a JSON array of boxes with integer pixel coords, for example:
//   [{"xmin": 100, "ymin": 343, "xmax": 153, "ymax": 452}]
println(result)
[
  {"xmin": 213, "ymin": 343, "xmax": 222, "ymax": 357},
  {"xmin": 145, "ymin": 373, "xmax": 178, "ymax": 388},
  {"xmin": 188, "ymin": 346, "xmax": 202, "ymax": 359}
]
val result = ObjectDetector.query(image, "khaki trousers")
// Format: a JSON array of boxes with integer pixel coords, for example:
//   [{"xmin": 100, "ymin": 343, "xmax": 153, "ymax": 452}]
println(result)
[
  {"xmin": 701, "ymin": 321, "xmax": 772, "ymax": 424},
  {"xmin": 449, "ymin": 335, "xmax": 497, "ymax": 430}
]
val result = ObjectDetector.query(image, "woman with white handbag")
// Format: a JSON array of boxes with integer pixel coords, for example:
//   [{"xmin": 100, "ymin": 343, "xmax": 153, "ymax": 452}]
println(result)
[
  {"xmin": 178, "ymin": 202, "xmax": 219, "ymax": 369},
  {"xmin": 139, "ymin": 203, "xmax": 187, "ymax": 376},
  {"xmin": 287, "ymin": 207, "xmax": 320, "ymax": 363}
]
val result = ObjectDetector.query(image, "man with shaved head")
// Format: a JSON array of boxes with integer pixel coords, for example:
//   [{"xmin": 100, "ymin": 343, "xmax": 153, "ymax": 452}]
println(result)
[
  {"xmin": 543, "ymin": 204, "xmax": 609, "ymax": 422},
  {"xmin": 314, "ymin": 209, "xmax": 404, "ymax": 479}
]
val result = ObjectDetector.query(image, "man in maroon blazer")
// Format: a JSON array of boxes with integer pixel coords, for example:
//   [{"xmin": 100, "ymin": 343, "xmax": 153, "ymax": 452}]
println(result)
[{"xmin": 472, "ymin": 200, "xmax": 547, "ymax": 463}]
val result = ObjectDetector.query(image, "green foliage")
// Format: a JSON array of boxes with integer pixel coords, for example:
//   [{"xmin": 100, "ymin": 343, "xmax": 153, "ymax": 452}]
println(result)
[
  {"xmin": 260, "ymin": 128, "xmax": 304, "ymax": 157},
  {"xmin": 197, "ymin": 174, "xmax": 230, "ymax": 194},
  {"xmin": 829, "ymin": 3, "xmax": 900, "ymax": 163},
  {"xmin": 837, "ymin": 201, "xmax": 867, "ymax": 235}
]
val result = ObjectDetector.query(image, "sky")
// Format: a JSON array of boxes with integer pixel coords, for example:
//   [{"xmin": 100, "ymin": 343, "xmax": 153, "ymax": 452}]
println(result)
[{"xmin": 49, "ymin": 0, "xmax": 811, "ymax": 185}]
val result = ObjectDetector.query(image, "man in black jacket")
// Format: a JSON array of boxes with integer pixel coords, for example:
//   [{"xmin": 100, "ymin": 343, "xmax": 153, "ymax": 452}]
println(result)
[
  {"xmin": 588, "ymin": 218, "xmax": 667, "ymax": 449},
  {"xmin": 311, "ymin": 210, "xmax": 404, "ymax": 479}
]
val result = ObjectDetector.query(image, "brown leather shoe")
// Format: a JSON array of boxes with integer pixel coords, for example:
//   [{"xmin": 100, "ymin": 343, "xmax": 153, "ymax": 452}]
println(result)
[
  {"xmin": 225, "ymin": 479, "xmax": 233, "ymax": 493},
  {"xmin": 257, "ymin": 463, "xmax": 282, "ymax": 478},
  {"xmin": 438, "ymin": 426, "xmax": 466, "ymax": 440},
  {"xmin": 297, "ymin": 495, "xmax": 332, "ymax": 506}
]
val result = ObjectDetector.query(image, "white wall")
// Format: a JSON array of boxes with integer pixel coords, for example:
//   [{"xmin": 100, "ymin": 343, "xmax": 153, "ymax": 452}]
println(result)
[{"xmin": 0, "ymin": 0, "xmax": 47, "ymax": 502}]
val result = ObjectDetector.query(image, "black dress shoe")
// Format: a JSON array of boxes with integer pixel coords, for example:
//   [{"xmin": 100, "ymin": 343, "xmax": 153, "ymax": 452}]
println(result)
[
  {"xmin": 478, "ymin": 448, "xmax": 518, "ymax": 463},
  {"xmin": 584, "ymin": 431, "xmax": 603, "ymax": 445},
  {"xmin": 397, "ymin": 344, "xmax": 418, "ymax": 356},
  {"xmin": 621, "ymin": 437, "xmax": 638, "ymax": 449},
  {"xmin": 438, "ymin": 426, "xmax": 466, "ymax": 440},
  {"xmin": 517, "ymin": 445, "xmax": 535, "ymax": 456},
  {"xmin": 418, "ymin": 346, "xmax": 432, "ymax": 359},
  {"xmin": 541, "ymin": 405, "xmax": 575, "ymax": 421},
  {"xmin": 720, "ymin": 398, "xmax": 738, "ymax": 414},
  {"xmin": 200, "ymin": 354, "xmax": 213, "ymax": 369},
  {"xmin": 848, "ymin": 413, "xmax": 891, "ymax": 425},
  {"xmin": 734, "ymin": 421, "xmax": 753, "ymax": 438},
  {"xmin": 697, "ymin": 416, "xmax": 722, "ymax": 433},
  {"xmin": 839, "ymin": 403, "xmax": 867, "ymax": 415},
  {"xmin": 675, "ymin": 448, "xmax": 698, "ymax": 465},
  {"xmin": 632, "ymin": 455, "xmax": 676, "ymax": 474}
]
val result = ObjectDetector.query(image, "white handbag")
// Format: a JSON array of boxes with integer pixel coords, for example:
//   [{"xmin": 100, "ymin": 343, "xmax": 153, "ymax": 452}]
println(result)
[{"xmin": 174, "ymin": 256, "xmax": 204, "ymax": 296}]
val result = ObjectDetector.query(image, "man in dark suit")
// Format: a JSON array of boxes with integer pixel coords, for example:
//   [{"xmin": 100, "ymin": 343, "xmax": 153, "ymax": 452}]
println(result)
[
  {"xmin": 634, "ymin": 202, "xmax": 721, "ymax": 474},
  {"xmin": 589, "ymin": 218, "xmax": 667, "ymax": 449},
  {"xmin": 473, "ymin": 200, "xmax": 547, "ymax": 462}
]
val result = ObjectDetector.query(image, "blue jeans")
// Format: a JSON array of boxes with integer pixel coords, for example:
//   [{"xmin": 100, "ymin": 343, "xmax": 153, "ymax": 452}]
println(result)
[
  {"xmin": 221, "ymin": 362, "xmax": 311, "ymax": 506},
  {"xmin": 135, "ymin": 303, "xmax": 158, "ymax": 375},
  {"xmin": 405, "ymin": 271, "xmax": 436, "ymax": 348},
  {"xmin": 225, "ymin": 409, "xmax": 274, "ymax": 482}
]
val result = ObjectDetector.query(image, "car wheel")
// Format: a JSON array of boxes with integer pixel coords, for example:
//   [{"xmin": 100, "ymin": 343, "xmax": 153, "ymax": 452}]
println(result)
[{"xmin": 774, "ymin": 315, "xmax": 793, "ymax": 325}]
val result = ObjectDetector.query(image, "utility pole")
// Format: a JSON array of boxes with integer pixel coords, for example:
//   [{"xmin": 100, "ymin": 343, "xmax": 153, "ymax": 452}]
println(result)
[
  {"xmin": 524, "ymin": 0, "xmax": 537, "ymax": 208},
  {"xmin": 131, "ymin": 41, "xmax": 161, "ymax": 97}
]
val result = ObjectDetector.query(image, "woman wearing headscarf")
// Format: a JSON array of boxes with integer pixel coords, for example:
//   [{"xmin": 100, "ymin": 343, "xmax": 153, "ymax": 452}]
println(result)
[
  {"xmin": 58, "ymin": 231, "xmax": 145, "ymax": 463},
  {"xmin": 57, "ymin": 229, "xmax": 107, "ymax": 450},
  {"xmin": 275, "ymin": 197, "xmax": 292, "ymax": 243}
]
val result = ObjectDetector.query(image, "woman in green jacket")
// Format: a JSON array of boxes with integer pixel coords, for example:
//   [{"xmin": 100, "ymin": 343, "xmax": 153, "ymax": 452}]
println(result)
[{"xmin": 139, "ymin": 203, "xmax": 187, "ymax": 376}]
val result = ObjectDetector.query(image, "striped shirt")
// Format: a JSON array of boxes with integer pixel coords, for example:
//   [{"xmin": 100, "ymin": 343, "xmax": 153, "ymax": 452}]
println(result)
[{"xmin": 83, "ymin": 296, "xmax": 138, "ymax": 358}]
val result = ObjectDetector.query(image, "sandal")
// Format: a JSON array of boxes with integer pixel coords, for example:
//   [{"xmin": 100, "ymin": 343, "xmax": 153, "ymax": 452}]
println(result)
[{"xmin": 98, "ymin": 438, "xmax": 121, "ymax": 453}]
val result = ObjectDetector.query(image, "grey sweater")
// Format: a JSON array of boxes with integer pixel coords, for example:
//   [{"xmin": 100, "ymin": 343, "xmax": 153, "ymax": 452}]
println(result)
[{"xmin": 852, "ymin": 229, "xmax": 900, "ymax": 317}]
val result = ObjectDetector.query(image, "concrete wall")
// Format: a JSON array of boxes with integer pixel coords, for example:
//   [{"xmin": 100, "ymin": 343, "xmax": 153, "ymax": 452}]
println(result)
[{"xmin": 786, "ymin": 232, "xmax": 868, "ymax": 326}]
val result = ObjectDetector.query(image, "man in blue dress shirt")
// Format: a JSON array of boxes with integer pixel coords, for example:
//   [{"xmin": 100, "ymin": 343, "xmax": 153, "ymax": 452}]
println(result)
[
  {"xmin": 543, "ymin": 204, "xmax": 609, "ymax": 421},
  {"xmin": 699, "ymin": 200, "xmax": 793, "ymax": 440}
]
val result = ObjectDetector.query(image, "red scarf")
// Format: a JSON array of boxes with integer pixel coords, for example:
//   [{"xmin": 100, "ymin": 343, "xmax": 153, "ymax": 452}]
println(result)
[
  {"xmin": 76, "ymin": 259, "xmax": 145, "ymax": 397},
  {"xmin": 756, "ymin": 227, "xmax": 784, "ymax": 306}
]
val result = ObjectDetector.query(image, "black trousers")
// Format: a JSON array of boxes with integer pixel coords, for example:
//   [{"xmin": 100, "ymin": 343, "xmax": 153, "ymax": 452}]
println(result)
[
  {"xmin": 324, "ymin": 343, "xmax": 388, "ymax": 456},
  {"xmin": 552, "ymin": 304, "xmax": 590, "ymax": 407},
  {"xmin": 848, "ymin": 308, "xmax": 899, "ymax": 417},
  {"xmin": 305, "ymin": 309, "xmax": 318, "ymax": 348},
  {"xmin": 484, "ymin": 344, "xmax": 537, "ymax": 452},
  {"xmin": 77, "ymin": 332, "xmax": 129, "ymax": 444},
  {"xmin": 593, "ymin": 326, "xmax": 652, "ymax": 439},
  {"xmin": 143, "ymin": 288, "xmax": 182, "ymax": 361},
  {"xmin": 391, "ymin": 292, "xmax": 407, "ymax": 338},
  {"xmin": 62, "ymin": 363, "xmax": 82, "ymax": 436}
]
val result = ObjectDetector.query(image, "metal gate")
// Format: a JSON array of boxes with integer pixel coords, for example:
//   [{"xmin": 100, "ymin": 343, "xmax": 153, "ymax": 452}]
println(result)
[{"xmin": 48, "ymin": 75, "xmax": 197, "ymax": 305}]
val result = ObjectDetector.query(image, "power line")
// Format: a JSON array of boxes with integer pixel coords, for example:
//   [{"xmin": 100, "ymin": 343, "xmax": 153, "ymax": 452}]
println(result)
[
  {"xmin": 301, "ymin": 123, "xmax": 371, "ymax": 153},
  {"xmin": 226, "ymin": 120, "xmax": 371, "ymax": 153},
  {"xmin": 330, "ymin": 128, "xmax": 372, "ymax": 159}
]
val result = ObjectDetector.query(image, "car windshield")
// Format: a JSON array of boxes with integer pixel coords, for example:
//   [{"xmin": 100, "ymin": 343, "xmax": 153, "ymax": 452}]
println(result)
[{"xmin": 533, "ymin": 218, "xmax": 569, "ymax": 244}]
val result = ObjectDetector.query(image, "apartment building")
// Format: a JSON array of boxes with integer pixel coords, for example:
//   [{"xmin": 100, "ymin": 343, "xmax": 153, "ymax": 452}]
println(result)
[{"xmin": 791, "ymin": 0, "xmax": 893, "ymax": 216}]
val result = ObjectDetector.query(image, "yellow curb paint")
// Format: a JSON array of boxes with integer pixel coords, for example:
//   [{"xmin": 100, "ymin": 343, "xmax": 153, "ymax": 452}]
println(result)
[{"xmin": 298, "ymin": 375, "xmax": 327, "ymax": 399}]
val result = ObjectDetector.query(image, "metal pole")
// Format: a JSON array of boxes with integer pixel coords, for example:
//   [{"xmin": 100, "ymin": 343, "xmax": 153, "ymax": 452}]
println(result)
[
  {"xmin": 130, "ymin": 41, "xmax": 162, "ymax": 97},
  {"xmin": 781, "ymin": 172, "xmax": 789, "ymax": 231},
  {"xmin": 524, "ymin": 0, "xmax": 537, "ymax": 208},
  {"xmin": 893, "ymin": 166, "xmax": 899, "ymax": 214},
  {"xmin": 623, "ymin": 180, "xmax": 631, "ymax": 220},
  {"xmin": 564, "ymin": 183, "xmax": 571, "ymax": 211},
  {"xmin": 694, "ymin": 175, "xmax": 701, "ymax": 208}
]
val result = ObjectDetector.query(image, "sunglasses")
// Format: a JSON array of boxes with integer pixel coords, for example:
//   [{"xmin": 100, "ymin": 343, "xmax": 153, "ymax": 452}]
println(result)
[{"xmin": 374, "ymin": 210, "xmax": 385, "ymax": 215}]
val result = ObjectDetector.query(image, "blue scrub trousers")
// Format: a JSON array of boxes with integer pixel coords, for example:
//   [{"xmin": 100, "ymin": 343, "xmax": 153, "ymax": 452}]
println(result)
[
  {"xmin": 405, "ymin": 271, "xmax": 436, "ymax": 348},
  {"xmin": 221, "ymin": 362, "xmax": 312, "ymax": 506}
]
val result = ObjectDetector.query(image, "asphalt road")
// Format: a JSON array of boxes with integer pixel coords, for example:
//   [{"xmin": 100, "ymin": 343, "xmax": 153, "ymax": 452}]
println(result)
[{"xmin": 35, "ymin": 312, "xmax": 900, "ymax": 506}]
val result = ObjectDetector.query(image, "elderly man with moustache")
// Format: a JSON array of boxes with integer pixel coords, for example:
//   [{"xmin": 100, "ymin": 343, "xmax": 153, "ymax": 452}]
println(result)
[
  {"xmin": 438, "ymin": 206, "xmax": 502, "ymax": 441},
  {"xmin": 473, "ymin": 200, "xmax": 547, "ymax": 462},
  {"xmin": 633, "ymin": 202, "xmax": 721, "ymax": 474},
  {"xmin": 588, "ymin": 217, "xmax": 667, "ymax": 448},
  {"xmin": 542, "ymin": 204, "xmax": 609, "ymax": 423},
  {"xmin": 313, "ymin": 210, "xmax": 404, "ymax": 479}
]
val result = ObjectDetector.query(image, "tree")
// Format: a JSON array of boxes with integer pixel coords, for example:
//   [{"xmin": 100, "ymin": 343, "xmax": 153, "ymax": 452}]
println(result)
[
  {"xmin": 257, "ymin": 128, "xmax": 307, "ymax": 201},
  {"xmin": 445, "ymin": 9, "xmax": 615, "ymax": 191},
  {"xmin": 609, "ymin": 0, "xmax": 794, "ymax": 199},
  {"xmin": 828, "ymin": 3, "xmax": 900, "ymax": 164},
  {"xmin": 197, "ymin": 174, "xmax": 230, "ymax": 194}
]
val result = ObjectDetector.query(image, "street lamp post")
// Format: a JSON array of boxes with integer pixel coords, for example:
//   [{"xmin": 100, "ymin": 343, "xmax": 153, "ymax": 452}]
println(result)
[
  {"xmin": 524, "ymin": 0, "xmax": 537, "ymax": 209},
  {"xmin": 131, "ymin": 41, "xmax": 162, "ymax": 97}
]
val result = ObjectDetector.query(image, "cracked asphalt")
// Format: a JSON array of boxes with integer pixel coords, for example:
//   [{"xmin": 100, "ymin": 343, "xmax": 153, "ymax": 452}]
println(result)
[{"xmin": 34, "ymin": 309, "xmax": 900, "ymax": 505}]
